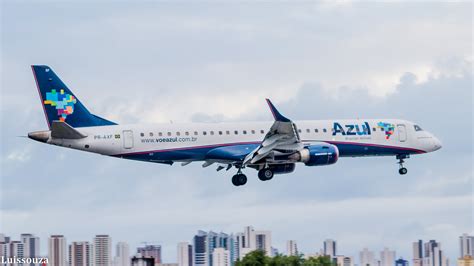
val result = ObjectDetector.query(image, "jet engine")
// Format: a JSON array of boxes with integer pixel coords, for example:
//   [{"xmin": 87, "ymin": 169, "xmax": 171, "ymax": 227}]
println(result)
[{"xmin": 290, "ymin": 144, "xmax": 339, "ymax": 166}]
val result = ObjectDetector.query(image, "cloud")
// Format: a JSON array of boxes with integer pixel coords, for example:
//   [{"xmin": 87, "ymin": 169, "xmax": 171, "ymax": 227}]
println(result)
[{"xmin": 0, "ymin": 1, "xmax": 472, "ymax": 263}]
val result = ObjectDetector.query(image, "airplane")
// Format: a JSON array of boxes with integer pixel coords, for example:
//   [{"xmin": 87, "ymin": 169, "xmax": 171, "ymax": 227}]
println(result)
[{"xmin": 28, "ymin": 65, "xmax": 442, "ymax": 186}]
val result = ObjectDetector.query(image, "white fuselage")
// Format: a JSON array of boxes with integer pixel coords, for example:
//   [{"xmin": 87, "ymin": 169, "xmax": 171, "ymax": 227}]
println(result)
[{"xmin": 45, "ymin": 119, "xmax": 441, "ymax": 164}]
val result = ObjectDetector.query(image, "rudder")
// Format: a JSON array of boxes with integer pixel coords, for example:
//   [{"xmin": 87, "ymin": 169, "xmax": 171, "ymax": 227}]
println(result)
[{"xmin": 31, "ymin": 65, "xmax": 116, "ymax": 128}]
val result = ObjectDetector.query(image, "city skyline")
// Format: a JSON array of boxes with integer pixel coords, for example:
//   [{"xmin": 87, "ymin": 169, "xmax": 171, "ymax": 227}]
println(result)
[{"xmin": 1, "ymin": 231, "xmax": 471, "ymax": 265}]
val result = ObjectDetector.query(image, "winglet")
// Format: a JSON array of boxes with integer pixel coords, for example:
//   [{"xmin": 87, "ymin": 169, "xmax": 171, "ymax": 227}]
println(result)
[{"xmin": 266, "ymin": 99, "xmax": 291, "ymax": 122}]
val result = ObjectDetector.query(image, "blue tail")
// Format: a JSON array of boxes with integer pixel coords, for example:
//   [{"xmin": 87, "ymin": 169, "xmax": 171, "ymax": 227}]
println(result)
[{"xmin": 31, "ymin": 65, "xmax": 116, "ymax": 128}]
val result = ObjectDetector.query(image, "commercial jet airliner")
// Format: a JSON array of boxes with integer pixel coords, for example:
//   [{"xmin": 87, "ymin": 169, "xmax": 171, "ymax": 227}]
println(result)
[{"xmin": 28, "ymin": 65, "xmax": 442, "ymax": 186}]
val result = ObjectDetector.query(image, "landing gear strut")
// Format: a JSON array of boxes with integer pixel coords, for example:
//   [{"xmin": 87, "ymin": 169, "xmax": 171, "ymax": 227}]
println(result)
[
  {"xmin": 397, "ymin": 154, "xmax": 409, "ymax": 175},
  {"xmin": 232, "ymin": 168, "xmax": 247, "ymax": 186},
  {"xmin": 258, "ymin": 168, "xmax": 274, "ymax": 181}
]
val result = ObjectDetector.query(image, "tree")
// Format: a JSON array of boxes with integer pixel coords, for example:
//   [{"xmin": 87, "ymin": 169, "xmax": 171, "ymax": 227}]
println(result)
[
  {"xmin": 236, "ymin": 251, "xmax": 333, "ymax": 266},
  {"xmin": 235, "ymin": 250, "xmax": 269, "ymax": 266}
]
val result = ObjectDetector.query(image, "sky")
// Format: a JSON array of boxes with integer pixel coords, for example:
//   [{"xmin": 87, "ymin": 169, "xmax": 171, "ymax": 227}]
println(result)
[{"xmin": 0, "ymin": 1, "xmax": 473, "ymax": 263}]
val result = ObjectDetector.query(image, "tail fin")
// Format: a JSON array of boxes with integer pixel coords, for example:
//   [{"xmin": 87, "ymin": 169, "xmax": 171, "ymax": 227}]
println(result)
[{"xmin": 31, "ymin": 65, "xmax": 116, "ymax": 128}]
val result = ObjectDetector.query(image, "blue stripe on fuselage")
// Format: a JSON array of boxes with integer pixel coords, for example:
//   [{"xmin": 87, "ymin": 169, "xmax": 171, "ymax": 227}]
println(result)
[{"xmin": 111, "ymin": 141, "xmax": 425, "ymax": 163}]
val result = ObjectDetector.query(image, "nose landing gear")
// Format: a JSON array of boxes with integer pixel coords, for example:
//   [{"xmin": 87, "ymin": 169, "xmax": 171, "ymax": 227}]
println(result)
[{"xmin": 397, "ymin": 154, "xmax": 409, "ymax": 175}]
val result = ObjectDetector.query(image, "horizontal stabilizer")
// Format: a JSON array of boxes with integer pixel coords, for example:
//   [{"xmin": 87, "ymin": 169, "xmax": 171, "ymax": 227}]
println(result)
[{"xmin": 51, "ymin": 121, "xmax": 87, "ymax": 139}]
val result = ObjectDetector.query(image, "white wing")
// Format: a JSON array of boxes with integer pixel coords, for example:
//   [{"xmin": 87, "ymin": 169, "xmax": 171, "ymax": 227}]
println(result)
[{"xmin": 243, "ymin": 99, "xmax": 303, "ymax": 165}]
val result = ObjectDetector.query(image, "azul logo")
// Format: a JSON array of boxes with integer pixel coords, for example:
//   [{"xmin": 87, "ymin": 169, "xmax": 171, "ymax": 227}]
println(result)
[
  {"xmin": 333, "ymin": 122, "xmax": 371, "ymax": 136},
  {"xmin": 377, "ymin": 122, "xmax": 395, "ymax": 139},
  {"xmin": 44, "ymin": 89, "xmax": 77, "ymax": 122}
]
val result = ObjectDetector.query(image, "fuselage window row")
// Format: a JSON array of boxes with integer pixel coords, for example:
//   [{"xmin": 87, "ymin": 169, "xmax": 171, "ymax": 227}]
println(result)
[{"xmin": 140, "ymin": 128, "xmax": 339, "ymax": 138}]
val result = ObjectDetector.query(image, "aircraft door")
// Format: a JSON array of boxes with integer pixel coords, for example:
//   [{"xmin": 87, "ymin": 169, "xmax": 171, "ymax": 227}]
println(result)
[
  {"xmin": 123, "ymin": 130, "xmax": 134, "ymax": 149},
  {"xmin": 397, "ymin": 124, "xmax": 407, "ymax": 142}
]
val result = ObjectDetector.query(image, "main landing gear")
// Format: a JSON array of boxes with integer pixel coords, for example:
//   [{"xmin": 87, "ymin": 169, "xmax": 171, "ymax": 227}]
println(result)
[
  {"xmin": 397, "ymin": 154, "xmax": 409, "ymax": 175},
  {"xmin": 258, "ymin": 168, "xmax": 274, "ymax": 181},
  {"xmin": 232, "ymin": 168, "xmax": 247, "ymax": 186}
]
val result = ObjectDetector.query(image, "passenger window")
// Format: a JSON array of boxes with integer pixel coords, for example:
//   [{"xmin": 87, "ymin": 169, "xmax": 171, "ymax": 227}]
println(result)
[
  {"xmin": 176, "ymin": 132, "xmax": 180, "ymax": 136},
  {"xmin": 203, "ymin": 131, "xmax": 207, "ymax": 136},
  {"xmin": 210, "ymin": 131, "xmax": 214, "ymax": 135},
  {"xmin": 194, "ymin": 131, "xmax": 198, "ymax": 136},
  {"xmin": 298, "ymin": 129, "xmax": 302, "ymax": 133},
  {"xmin": 243, "ymin": 130, "xmax": 247, "ymax": 134},
  {"xmin": 251, "ymin": 130, "xmax": 255, "ymax": 134},
  {"xmin": 185, "ymin": 131, "xmax": 189, "ymax": 136},
  {"xmin": 372, "ymin": 128, "xmax": 376, "ymax": 132},
  {"xmin": 323, "ymin": 129, "xmax": 327, "ymax": 133},
  {"xmin": 314, "ymin": 129, "xmax": 319, "ymax": 133},
  {"xmin": 149, "ymin": 132, "xmax": 153, "ymax": 137},
  {"xmin": 158, "ymin": 132, "xmax": 163, "ymax": 137},
  {"xmin": 167, "ymin": 132, "xmax": 172, "ymax": 136},
  {"xmin": 234, "ymin": 130, "xmax": 238, "ymax": 135},
  {"xmin": 260, "ymin": 130, "xmax": 265, "ymax": 134},
  {"xmin": 140, "ymin": 133, "xmax": 144, "ymax": 137},
  {"xmin": 226, "ymin": 130, "xmax": 230, "ymax": 135},
  {"xmin": 218, "ymin": 131, "xmax": 223, "ymax": 135},
  {"xmin": 306, "ymin": 129, "xmax": 310, "ymax": 133}
]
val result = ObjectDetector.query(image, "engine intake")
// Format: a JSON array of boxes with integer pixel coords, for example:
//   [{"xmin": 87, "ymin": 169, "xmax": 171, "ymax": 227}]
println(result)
[{"xmin": 293, "ymin": 144, "xmax": 339, "ymax": 166}]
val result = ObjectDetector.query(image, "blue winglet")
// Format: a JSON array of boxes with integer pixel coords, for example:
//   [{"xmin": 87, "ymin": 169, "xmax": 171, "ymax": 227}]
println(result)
[{"xmin": 266, "ymin": 99, "xmax": 291, "ymax": 122}]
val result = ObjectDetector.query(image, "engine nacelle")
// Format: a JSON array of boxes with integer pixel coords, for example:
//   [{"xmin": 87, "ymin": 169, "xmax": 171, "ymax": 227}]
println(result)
[
  {"xmin": 294, "ymin": 144, "xmax": 339, "ymax": 166},
  {"xmin": 268, "ymin": 163, "xmax": 296, "ymax": 174}
]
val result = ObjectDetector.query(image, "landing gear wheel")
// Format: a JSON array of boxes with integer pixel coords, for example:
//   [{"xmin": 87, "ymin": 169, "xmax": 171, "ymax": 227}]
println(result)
[
  {"xmin": 232, "ymin": 175, "xmax": 239, "ymax": 186},
  {"xmin": 399, "ymin": 167, "xmax": 408, "ymax": 175},
  {"xmin": 238, "ymin": 174, "xmax": 247, "ymax": 186},
  {"xmin": 396, "ymin": 154, "xmax": 409, "ymax": 175},
  {"xmin": 232, "ymin": 173, "xmax": 247, "ymax": 186},
  {"xmin": 258, "ymin": 169, "xmax": 274, "ymax": 181}
]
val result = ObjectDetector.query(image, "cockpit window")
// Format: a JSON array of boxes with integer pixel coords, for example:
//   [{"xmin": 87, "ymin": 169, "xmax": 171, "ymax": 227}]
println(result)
[{"xmin": 414, "ymin": 125, "xmax": 423, "ymax": 131}]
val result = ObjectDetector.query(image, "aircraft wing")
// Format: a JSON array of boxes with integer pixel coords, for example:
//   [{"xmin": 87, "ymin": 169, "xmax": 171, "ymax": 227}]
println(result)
[{"xmin": 243, "ymin": 99, "xmax": 303, "ymax": 165}]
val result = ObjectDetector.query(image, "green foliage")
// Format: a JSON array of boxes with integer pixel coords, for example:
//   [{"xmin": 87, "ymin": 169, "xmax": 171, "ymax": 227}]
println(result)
[{"xmin": 235, "ymin": 250, "xmax": 334, "ymax": 266}]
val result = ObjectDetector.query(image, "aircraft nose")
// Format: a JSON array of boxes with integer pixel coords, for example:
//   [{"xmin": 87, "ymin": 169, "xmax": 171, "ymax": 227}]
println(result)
[{"xmin": 432, "ymin": 136, "xmax": 442, "ymax": 151}]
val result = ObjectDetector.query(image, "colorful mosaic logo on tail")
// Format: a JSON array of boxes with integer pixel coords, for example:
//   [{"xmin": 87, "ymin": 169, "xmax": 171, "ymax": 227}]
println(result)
[
  {"xmin": 377, "ymin": 122, "xmax": 395, "ymax": 139},
  {"xmin": 44, "ymin": 89, "xmax": 77, "ymax": 122}
]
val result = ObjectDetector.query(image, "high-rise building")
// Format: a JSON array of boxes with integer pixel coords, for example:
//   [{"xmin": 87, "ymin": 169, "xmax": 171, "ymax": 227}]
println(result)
[
  {"xmin": 286, "ymin": 240, "xmax": 298, "ymax": 256},
  {"xmin": 360, "ymin": 248, "xmax": 376, "ymax": 266},
  {"xmin": 69, "ymin": 241, "xmax": 93, "ymax": 266},
  {"xmin": 254, "ymin": 231, "xmax": 271, "ymax": 256},
  {"xmin": 137, "ymin": 244, "xmax": 162, "ymax": 265},
  {"xmin": 243, "ymin": 226, "xmax": 253, "ymax": 250},
  {"xmin": 94, "ymin": 235, "xmax": 112, "ymax": 266},
  {"xmin": 194, "ymin": 231, "xmax": 208, "ymax": 266},
  {"xmin": 336, "ymin": 256, "xmax": 354, "ymax": 266},
  {"xmin": 413, "ymin": 240, "xmax": 448, "ymax": 266},
  {"xmin": 10, "ymin": 240, "xmax": 25, "ymax": 266},
  {"xmin": 233, "ymin": 233, "xmax": 245, "ymax": 261},
  {"xmin": 193, "ymin": 230, "xmax": 234, "ymax": 266},
  {"xmin": 49, "ymin": 235, "xmax": 67, "ymax": 266},
  {"xmin": 114, "ymin": 242, "xmax": 130, "ymax": 266},
  {"xmin": 324, "ymin": 239, "xmax": 336, "ymax": 258},
  {"xmin": 212, "ymin": 248, "xmax": 230, "ymax": 266},
  {"xmin": 380, "ymin": 248, "xmax": 395, "ymax": 266},
  {"xmin": 177, "ymin": 242, "xmax": 192, "ymax": 266},
  {"xmin": 21, "ymin": 233, "xmax": 40, "ymax": 265},
  {"xmin": 460, "ymin": 234, "xmax": 474, "ymax": 258},
  {"xmin": 413, "ymin": 240, "xmax": 423, "ymax": 266},
  {"xmin": 0, "ymin": 234, "xmax": 11, "ymax": 259}
]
